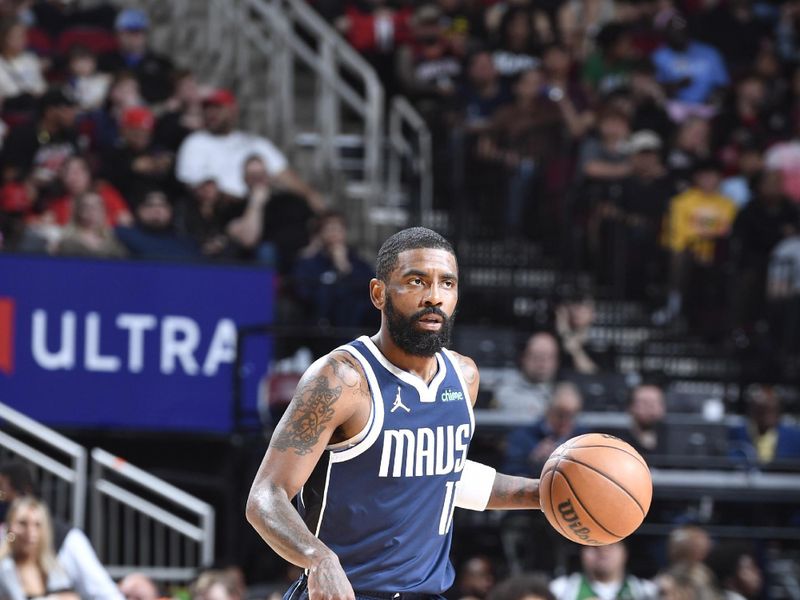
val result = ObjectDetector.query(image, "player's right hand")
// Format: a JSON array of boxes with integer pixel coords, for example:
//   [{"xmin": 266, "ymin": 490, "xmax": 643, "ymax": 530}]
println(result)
[{"xmin": 307, "ymin": 551, "xmax": 355, "ymax": 600}]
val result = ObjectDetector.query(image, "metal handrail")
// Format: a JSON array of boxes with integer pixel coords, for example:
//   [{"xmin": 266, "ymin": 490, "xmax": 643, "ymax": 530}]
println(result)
[
  {"xmin": 91, "ymin": 447, "xmax": 216, "ymax": 568},
  {"xmin": 0, "ymin": 402, "xmax": 87, "ymax": 528},
  {"xmin": 388, "ymin": 96, "xmax": 434, "ymax": 222}
]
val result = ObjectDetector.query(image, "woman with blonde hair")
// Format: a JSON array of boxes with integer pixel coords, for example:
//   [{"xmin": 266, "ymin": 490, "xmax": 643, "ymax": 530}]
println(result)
[
  {"xmin": 55, "ymin": 191, "xmax": 128, "ymax": 258},
  {"xmin": 0, "ymin": 497, "xmax": 79, "ymax": 600}
]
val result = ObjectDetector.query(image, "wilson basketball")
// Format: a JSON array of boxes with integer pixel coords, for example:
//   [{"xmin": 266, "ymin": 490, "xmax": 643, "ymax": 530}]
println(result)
[{"xmin": 539, "ymin": 433, "xmax": 652, "ymax": 545}]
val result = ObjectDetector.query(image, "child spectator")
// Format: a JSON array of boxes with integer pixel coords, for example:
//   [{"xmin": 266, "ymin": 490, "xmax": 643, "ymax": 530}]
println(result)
[
  {"xmin": 65, "ymin": 45, "xmax": 111, "ymax": 112},
  {"xmin": 656, "ymin": 160, "xmax": 737, "ymax": 327}
]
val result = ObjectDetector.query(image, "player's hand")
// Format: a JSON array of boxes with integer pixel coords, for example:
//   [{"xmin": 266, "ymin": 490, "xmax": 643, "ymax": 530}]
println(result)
[{"xmin": 307, "ymin": 551, "xmax": 355, "ymax": 600}]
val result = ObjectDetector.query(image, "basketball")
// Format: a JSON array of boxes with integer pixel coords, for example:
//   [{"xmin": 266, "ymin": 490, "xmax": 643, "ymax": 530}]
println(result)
[{"xmin": 539, "ymin": 433, "xmax": 653, "ymax": 546}]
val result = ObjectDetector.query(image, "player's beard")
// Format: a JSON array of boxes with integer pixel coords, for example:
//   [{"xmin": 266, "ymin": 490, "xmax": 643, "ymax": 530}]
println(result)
[{"xmin": 384, "ymin": 295, "xmax": 454, "ymax": 357}]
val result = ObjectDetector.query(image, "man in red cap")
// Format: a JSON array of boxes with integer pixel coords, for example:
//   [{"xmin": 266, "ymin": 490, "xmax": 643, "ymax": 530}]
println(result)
[
  {"xmin": 176, "ymin": 88, "xmax": 325, "ymax": 213},
  {"xmin": 104, "ymin": 105, "xmax": 175, "ymax": 201}
]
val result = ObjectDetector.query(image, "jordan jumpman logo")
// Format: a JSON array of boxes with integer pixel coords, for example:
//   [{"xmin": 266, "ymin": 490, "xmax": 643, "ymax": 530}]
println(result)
[{"xmin": 390, "ymin": 386, "xmax": 410, "ymax": 413}]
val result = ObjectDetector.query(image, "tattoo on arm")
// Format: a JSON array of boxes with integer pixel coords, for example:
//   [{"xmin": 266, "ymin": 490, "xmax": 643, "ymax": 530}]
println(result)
[
  {"xmin": 457, "ymin": 356, "xmax": 478, "ymax": 386},
  {"xmin": 270, "ymin": 375, "xmax": 342, "ymax": 455},
  {"xmin": 488, "ymin": 474, "xmax": 540, "ymax": 510}
]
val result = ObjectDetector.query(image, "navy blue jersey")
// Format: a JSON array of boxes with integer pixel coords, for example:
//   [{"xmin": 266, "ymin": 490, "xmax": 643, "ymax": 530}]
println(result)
[{"xmin": 298, "ymin": 336, "xmax": 475, "ymax": 594}]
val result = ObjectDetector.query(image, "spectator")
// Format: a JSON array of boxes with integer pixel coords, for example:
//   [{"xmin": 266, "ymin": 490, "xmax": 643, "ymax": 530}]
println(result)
[
  {"xmin": 0, "ymin": 18, "xmax": 46, "ymax": 112},
  {"xmin": 628, "ymin": 65, "xmax": 672, "ymax": 143},
  {"xmin": 720, "ymin": 144, "xmax": 764, "ymax": 209},
  {"xmin": 155, "ymin": 68, "xmax": 205, "ymax": 152},
  {"xmin": 478, "ymin": 67, "xmax": 583, "ymax": 237},
  {"xmin": 668, "ymin": 525, "xmax": 712, "ymax": 567},
  {"xmin": 662, "ymin": 525, "xmax": 716, "ymax": 600},
  {"xmin": 714, "ymin": 75, "xmax": 781, "ymax": 178},
  {"xmin": 176, "ymin": 88, "xmax": 325, "ymax": 212},
  {"xmin": 692, "ymin": 0, "xmax": 771, "ymax": 77},
  {"xmin": 64, "ymin": 45, "xmax": 112, "ymax": 112},
  {"xmin": 616, "ymin": 382, "xmax": 668, "ymax": 457},
  {"xmin": 91, "ymin": 70, "xmax": 145, "ymax": 150},
  {"xmin": 0, "ymin": 497, "xmax": 79, "ymax": 600},
  {"xmin": 99, "ymin": 8, "xmax": 174, "ymax": 104},
  {"xmin": 115, "ymin": 188, "xmax": 198, "ymax": 260},
  {"xmin": 550, "ymin": 542, "xmax": 657, "ymax": 600},
  {"xmin": 492, "ymin": 7, "xmax": 541, "ymax": 85},
  {"xmin": 449, "ymin": 48, "xmax": 510, "ymax": 135},
  {"xmin": 118, "ymin": 573, "xmax": 160, "ymax": 600},
  {"xmin": 579, "ymin": 108, "xmax": 632, "ymax": 270},
  {"xmin": 666, "ymin": 116, "xmax": 712, "ymax": 188},
  {"xmin": 104, "ymin": 105, "xmax": 175, "ymax": 199},
  {"xmin": 541, "ymin": 43, "xmax": 591, "ymax": 136},
  {"xmin": 617, "ymin": 130, "xmax": 674, "ymax": 300},
  {"xmin": 764, "ymin": 119, "xmax": 800, "ymax": 204},
  {"xmin": 291, "ymin": 210, "xmax": 375, "ymax": 328},
  {"xmin": 488, "ymin": 574, "xmax": 553, "ymax": 600},
  {"xmin": 728, "ymin": 385, "xmax": 800, "ymax": 466},
  {"xmin": 705, "ymin": 543, "xmax": 763, "ymax": 600},
  {"xmin": 177, "ymin": 178, "xmax": 238, "ymax": 259},
  {"xmin": 55, "ymin": 191, "xmax": 128, "ymax": 258},
  {"xmin": 225, "ymin": 154, "xmax": 315, "ymax": 270},
  {"xmin": 450, "ymin": 556, "xmax": 496, "ymax": 600},
  {"xmin": 395, "ymin": 4, "xmax": 461, "ymax": 117},
  {"xmin": 655, "ymin": 159, "xmax": 737, "ymax": 326},
  {"xmin": 582, "ymin": 23, "xmax": 638, "ymax": 98},
  {"xmin": 768, "ymin": 229, "xmax": 800, "ymax": 302},
  {"xmin": 652, "ymin": 14, "xmax": 729, "ymax": 117},
  {"xmin": 2, "ymin": 88, "xmax": 80, "ymax": 184},
  {"xmin": 578, "ymin": 107, "xmax": 631, "ymax": 185},
  {"xmin": 334, "ymin": 0, "xmax": 412, "ymax": 95},
  {"xmin": 731, "ymin": 170, "xmax": 799, "ymax": 329},
  {"xmin": 41, "ymin": 155, "xmax": 132, "ymax": 227},
  {"xmin": 0, "ymin": 462, "xmax": 123, "ymax": 600},
  {"xmin": 191, "ymin": 570, "xmax": 243, "ymax": 600},
  {"xmin": 493, "ymin": 331, "xmax": 560, "ymax": 417},
  {"xmin": 554, "ymin": 290, "xmax": 600, "ymax": 374},
  {"xmin": 503, "ymin": 381, "xmax": 584, "ymax": 476},
  {"xmin": 30, "ymin": 1, "xmax": 116, "ymax": 39}
]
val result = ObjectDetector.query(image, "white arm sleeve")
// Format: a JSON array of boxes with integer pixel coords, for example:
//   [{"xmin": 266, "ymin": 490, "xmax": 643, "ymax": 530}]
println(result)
[{"xmin": 454, "ymin": 460, "xmax": 496, "ymax": 511}]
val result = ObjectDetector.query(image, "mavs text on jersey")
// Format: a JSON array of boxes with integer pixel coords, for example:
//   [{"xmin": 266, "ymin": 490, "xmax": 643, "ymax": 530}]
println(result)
[{"xmin": 298, "ymin": 336, "xmax": 475, "ymax": 595}]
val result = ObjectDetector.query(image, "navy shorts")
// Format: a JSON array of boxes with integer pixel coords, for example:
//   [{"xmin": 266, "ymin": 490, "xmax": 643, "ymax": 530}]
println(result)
[{"xmin": 283, "ymin": 575, "xmax": 445, "ymax": 600}]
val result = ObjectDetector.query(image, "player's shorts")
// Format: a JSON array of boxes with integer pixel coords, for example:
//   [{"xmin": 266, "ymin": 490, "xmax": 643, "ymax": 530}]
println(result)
[{"xmin": 283, "ymin": 575, "xmax": 445, "ymax": 600}]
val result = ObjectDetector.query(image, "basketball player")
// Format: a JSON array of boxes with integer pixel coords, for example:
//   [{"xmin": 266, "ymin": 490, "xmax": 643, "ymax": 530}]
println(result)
[{"xmin": 246, "ymin": 228, "xmax": 541, "ymax": 600}]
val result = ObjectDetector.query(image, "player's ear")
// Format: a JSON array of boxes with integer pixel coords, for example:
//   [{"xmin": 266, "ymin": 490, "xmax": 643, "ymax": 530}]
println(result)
[{"xmin": 370, "ymin": 278, "xmax": 385, "ymax": 310}]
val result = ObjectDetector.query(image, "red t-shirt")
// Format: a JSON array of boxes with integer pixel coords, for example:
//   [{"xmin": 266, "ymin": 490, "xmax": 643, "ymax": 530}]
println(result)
[{"xmin": 44, "ymin": 182, "xmax": 131, "ymax": 226}]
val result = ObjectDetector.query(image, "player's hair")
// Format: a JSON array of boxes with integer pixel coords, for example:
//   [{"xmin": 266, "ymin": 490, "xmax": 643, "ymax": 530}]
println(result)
[
  {"xmin": 376, "ymin": 227, "xmax": 455, "ymax": 282},
  {"xmin": 0, "ymin": 460, "xmax": 39, "ymax": 497}
]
